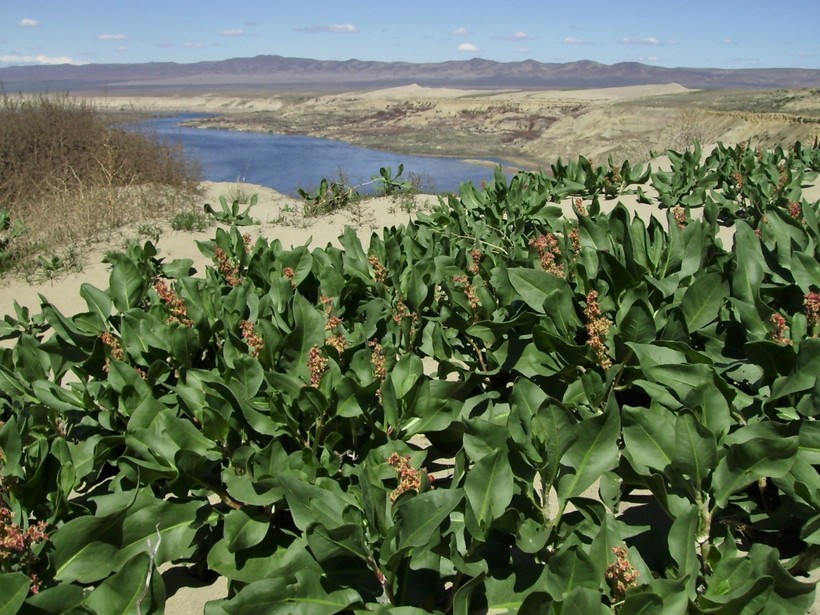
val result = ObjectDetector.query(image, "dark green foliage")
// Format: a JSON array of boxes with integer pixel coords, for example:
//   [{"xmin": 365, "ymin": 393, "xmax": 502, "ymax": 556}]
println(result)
[{"xmin": 0, "ymin": 143, "xmax": 818, "ymax": 613}]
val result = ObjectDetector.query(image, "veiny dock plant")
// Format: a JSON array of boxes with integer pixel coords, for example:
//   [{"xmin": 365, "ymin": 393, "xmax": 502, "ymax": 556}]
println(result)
[{"xmin": 0, "ymin": 141, "xmax": 819, "ymax": 613}]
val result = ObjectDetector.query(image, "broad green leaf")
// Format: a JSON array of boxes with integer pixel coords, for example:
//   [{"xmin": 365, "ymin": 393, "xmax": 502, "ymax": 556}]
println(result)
[
  {"xmin": 305, "ymin": 522, "xmax": 369, "ymax": 565},
  {"xmin": 731, "ymin": 222, "xmax": 765, "ymax": 303},
  {"xmin": 465, "ymin": 448, "xmax": 514, "ymax": 535},
  {"xmin": 672, "ymin": 412, "xmax": 717, "ymax": 489},
  {"xmin": 799, "ymin": 421, "xmax": 820, "ymax": 465},
  {"xmin": 559, "ymin": 586, "xmax": 610, "ymax": 614},
  {"xmin": 208, "ymin": 535, "xmax": 309, "ymax": 585},
  {"xmin": 51, "ymin": 511, "xmax": 127, "ymax": 583},
  {"xmin": 667, "ymin": 504, "xmax": 699, "ymax": 597},
  {"xmin": 771, "ymin": 338, "xmax": 820, "ymax": 400},
  {"xmin": 109, "ymin": 257, "xmax": 146, "ymax": 312},
  {"xmin": 712, "ymin": 436, "xmax": 799, "ymax": 508},
  {"xmin": 543, "ymin": 547, "xmax": 600, "ymax": 601},
  {"xmin": 618, "ymin": 592, "xmax": 665, "ymax": 615},
  {"xmin": 680, "ymin": 272, "xmax": 728, "ymax": 332},
  {"xmin": 557, "ymin": 407, "xmax": 620, "ymax": 502},
  {"xmin": 389, "ymin": 352, "xmax": 423, "ymax": 399},
  {"xmin": 395, "ymin": 488, "xmax": 463, "ymax": 550},
  {"xmin": 83, "ymin": 552, "xmax": 165, "ymax": 615},
  {"xmin": 224, "ymin": 508, "xmax": 271, "ymax": 553},
  {"xmin": 622, "ymin": 405, "xmax": 675, "ymax": 475},
  {"xmin": 212, "ymin": 569, "xmax": 359, "ymax": 615},
  {"xmin": 507, "ymin": 268, "xmax": 579, "ymax": 335},
  {"xmin": 477, "ymin": 565, "xmax": 550, "ymax": 614},
  {"xmin": 79, "ymin": 282, "xmax": 112, "ymax": 328},
  {"xmin": 0, "ymin": 573, "xmax": 30, "ymax": 615},
  {"xmin": 22, "ymin": 584, "xmax": 86, "ymax": 614},
  {"xmin": 531, "ymin": 400, "xmax": 577, "ymax": 489},
  {"xmin": 279, "ymin": 474, "xmax": 358, "ymax": 533},
  {"xmin": 617, "ymin": 298, "xmax": 656, "ymax": 344}
]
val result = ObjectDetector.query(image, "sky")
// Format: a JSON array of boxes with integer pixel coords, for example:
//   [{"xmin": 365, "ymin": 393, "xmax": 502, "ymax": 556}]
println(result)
[{"xmin": 2, "ymin": 0, "xmax": 819, "ymax": 70}]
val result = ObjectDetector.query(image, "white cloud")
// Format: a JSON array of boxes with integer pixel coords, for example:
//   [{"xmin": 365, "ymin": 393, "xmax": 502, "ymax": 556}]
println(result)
[
  {"xmin": 452, "ymin": 27, "xmax": 470, "ymax": 36},
  {"xmin": 0, "ymin": 53, "xmax": 87, "ymax": 66},
  {"xmin": 458, "ymin": 42, "xmax": 479, "ymax": 52},
  {"xmin": 619, "ymin": 36, "xmax": 675, "ymax": 46},
  {"xmin": 296, "ymin": 23, "xmax": 359, "ymax": 34},
  {"xmin": 97, "ymin": 33, "xmax": 127, "ymax": 40},
  {"xmin": 18, "ymin": 18, "xmax": 40, "ymax": 27},
  {"xmin": 722, "ymin": 38, "xmax": 736, "ymax": 45},
  {"xmin": 563, "ymin": 36, "xmax": 590, "ymax": 45},
  {"xmin": 184, "ymin": 41, "xmax": 204, "ymax": 48},
  {"xmin": 496, "ymin": 31, "xmax": 538, "ymax": 42},
  {"xmin": 327, "ymin": 23, "xmax": 357, "ymax": 33},
  {"xmin": 116, "ymin": 46, "xmax": 127, "ymax": 52},
  {"xmin": 797, "ymin": 50, "xmax": 817, "ymax": 57},
  {"xmin": 219, "ymin": 28, "xmax": 244, "ymax": 37}
]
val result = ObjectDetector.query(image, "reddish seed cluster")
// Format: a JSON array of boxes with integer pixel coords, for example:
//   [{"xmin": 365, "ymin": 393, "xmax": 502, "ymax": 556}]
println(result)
[
  {"xmin": 778, "ymin": 168, "xmax": 789, "ymax": 191},
  {"xmin": 453, "ymin": 275, "xmax": 481, "ymax": 313},
  {"xmin": 573, "ymin": 197, "xmax": 588, "ymax": 218},
  {"xmin": 154, "ymin": 279, "xmax": 193, "ymax": 326},
  {"xmin": 605, "ymin": 546, "xmax": 639, "ymax": 602},
  {"xmin": 806, "ymin": 292, "xmax": 820, "ymax": 332},
  {"xmin": 733, "ymin": 170, "xmax": 744, "ymax": 190},
  {"xmin": 369, "ymin": 341, "xmax": 387, "ymax": 382},
  {"xmin": 672, "ymin": 205, "xmax": 687, "ymax": 230},
  {"xmin": 769, "ymin": 313, "xmax": 792, "ymax": 345},
  {"xmin": 325, "ymin": 334, "xmax": 348, "ymax": 355},
  {"xmin": 100, "ymin": 331, "xmax": 125, "ymax": 372},
  {"xmin": 386, "ymin": 452, "xmax": 423, "ymax": 502},
  {"xmin": 282, "ymin": 267, "xmax": 296, "ymax": 287},
  {"xmin": 569, "ymin": 226, "xmax": 581, "ymax": 257},
  {"xmin": 214, "ymin": 247, "xmax": 242, "ymax": 287},
  {"xmin": 307, "ymin": 345, "xmax": 328, "ymax": 388},
  {"xmin": 529, "ymin": 234, "xmax": 564, "ymax": 276},
  {"xmin": 468, "ymin": 248, "xmax": 482, "ymax": 275},
  {"xmin": 319, "ymin": 296, "xmax": 348, "ymax": 352},
  {"xmin": 240, "ymin": 320, "xmax": 263, "ymax": 358},
  {"xmin": 788, "ymin": 201, "xmax": 803, "ymax": 221},
  {"xmin": 584, "ymin": 290, "xmax": 612, "ymax": 369},
  {"xmin": 0, "ymin": 502, "xmax": 48, "ymax": 594},
  {"xmin": 368, "ymin": 255, "xmax": 388, "ymax": 283},
  {"xmin": 393, "ymin": 299, "xmax": 418, "ymax": 329}
]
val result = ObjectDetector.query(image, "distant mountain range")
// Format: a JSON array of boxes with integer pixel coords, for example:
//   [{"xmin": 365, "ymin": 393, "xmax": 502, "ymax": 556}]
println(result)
[{"xmin": 2, "ymin": 55, "xmax": 820, "ymax": 92}]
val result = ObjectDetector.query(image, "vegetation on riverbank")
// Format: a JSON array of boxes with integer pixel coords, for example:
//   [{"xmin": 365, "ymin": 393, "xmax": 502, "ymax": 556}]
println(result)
[{"xmin": 0, "ymin": 94, "xmax": 201, "ymax": 274}]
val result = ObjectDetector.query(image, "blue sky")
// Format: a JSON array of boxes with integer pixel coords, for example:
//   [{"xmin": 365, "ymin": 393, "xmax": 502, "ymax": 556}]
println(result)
[{"xmin": 2, "ymin": 0, "xmax": 818, "ymax": 69}]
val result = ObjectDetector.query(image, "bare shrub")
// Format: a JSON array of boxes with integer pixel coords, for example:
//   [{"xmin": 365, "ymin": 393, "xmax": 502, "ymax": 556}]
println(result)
[
  {"xmin": 663, "ymin": 108, "xmax": 709, "ymax": 151},
  {"xmin": 0, "ymin": 93, "xmax": 200, "ymax": 271}
]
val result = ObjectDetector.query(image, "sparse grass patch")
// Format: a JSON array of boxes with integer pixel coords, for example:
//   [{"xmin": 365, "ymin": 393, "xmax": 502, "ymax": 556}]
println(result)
[
  {"xmin": 225, "ymin": 181, "xmax": 254, "ymax": 205},
  {"xmin": 171, "ymin": 209, "xmax": 211, "ymax": 232},
  {"xmin": 0, "ymin": 93, "xmax": 201, "ymax": 275}
]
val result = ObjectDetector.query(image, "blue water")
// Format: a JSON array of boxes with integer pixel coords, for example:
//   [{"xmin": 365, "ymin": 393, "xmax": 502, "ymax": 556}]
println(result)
[{"xmin": 133, "ymin": 114, "xmax": 513, "ymax": 196}]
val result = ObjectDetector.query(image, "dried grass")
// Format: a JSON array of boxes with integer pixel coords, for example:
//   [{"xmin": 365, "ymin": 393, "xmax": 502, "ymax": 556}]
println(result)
[{"xmin": 0, "ymin": 93, "xmax": 201, "ymax": 271}]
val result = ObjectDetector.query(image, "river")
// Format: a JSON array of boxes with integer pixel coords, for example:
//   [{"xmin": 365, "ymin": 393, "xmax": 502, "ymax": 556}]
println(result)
[{"xmin": 134, "ymin": 114, "xmax": 513, "ymax": 196}]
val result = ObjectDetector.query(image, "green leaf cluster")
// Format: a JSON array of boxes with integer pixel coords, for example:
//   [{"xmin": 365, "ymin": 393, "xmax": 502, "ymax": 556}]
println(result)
[{"xmin": 1, "ymin": 142, "xmax": 819, "ymax": 613}]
